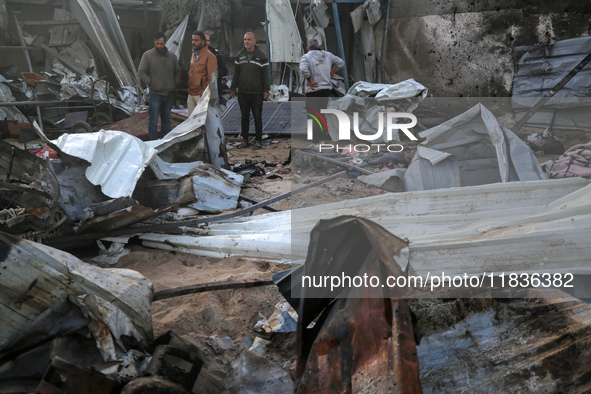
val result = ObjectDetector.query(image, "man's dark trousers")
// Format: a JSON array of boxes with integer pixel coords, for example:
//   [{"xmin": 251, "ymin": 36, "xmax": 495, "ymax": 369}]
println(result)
[
  {"xmin": 148, "ymin": 93, "xmax": 173, "ymax": 140},
  {"xmin": 306, "ymin": 89, "xmax": 331, "ymax": 141},
  {"xmin": 238, "ymin": 92, "xmax": 263, "ymax": 142}
]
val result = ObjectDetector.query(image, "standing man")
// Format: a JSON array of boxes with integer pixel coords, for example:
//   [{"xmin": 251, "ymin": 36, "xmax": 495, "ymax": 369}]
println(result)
[
  {"xmin": 187, "ymin": 31, "xmax": 217, "ymax": 116},
  {"xmin": 230, "ymin": 32, "xmax": 270, "ymax": 150},
  {"xmin": 300, "ymin": 38, "xmax": 344, "ymax": 97},
  {"xmin": 138, "ymin": 32, "xmax": 181, "ymax": 140},
  {"xmin": 204, "ymin": 33, "xmax": 228, "ymax": 99},
  {"xmin": 300, "ymin": 38, "xmax": 344, "ymax": 141}
]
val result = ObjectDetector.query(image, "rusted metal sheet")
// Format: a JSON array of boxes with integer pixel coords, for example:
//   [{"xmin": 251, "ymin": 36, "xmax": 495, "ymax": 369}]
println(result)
[
  {"xmin": 412, "ymin": 292, "xmax": 591, "ymax": 392},
  {"xmin": 273, "ymin": 217, "xmax": 421, "ymax": 392},
  {"xmin": 295, "ymin": 298, "xmax": 421, "ymax": 393}
]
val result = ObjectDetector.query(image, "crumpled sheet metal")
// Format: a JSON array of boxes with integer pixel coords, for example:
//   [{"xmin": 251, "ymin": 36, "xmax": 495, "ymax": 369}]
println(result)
[
  {"xmin": 165, "ymin": 15, "xmax": 189, "ymax": 60},
  {"xmin": 273, "ymin": 217, "xmax": 421, "ymax": 392},
  {"xmin": 52, "ymin": 130, "xmax": 157, "ymax": 198},
  {"xmin": 327, "ymin": 79, "xmax": 428, "ymax": 142},
  {"xmin": 67, "ymin": 0, "xmax": 136, "ymax": 87},
  {"xmin": 52, "ymin": 41, "xmax": 138, "ymax": 116},
  {"xmin": 0, "ymin": 232, "xmax": 154, "ymax": 356},
  {"xmin": 266, "ymin": 0, "xmax": 304, "ymax": 63},
  {"xmin": 408, "ymin": 103, "xmax": 546, "ymax": 191},
  {"xmin": 144, "ymin": 158, "xmax": 243, "ymax": 212},
  {"xmin": 147, "ymin": 87, "xmax": 210, "ymax": 153}
]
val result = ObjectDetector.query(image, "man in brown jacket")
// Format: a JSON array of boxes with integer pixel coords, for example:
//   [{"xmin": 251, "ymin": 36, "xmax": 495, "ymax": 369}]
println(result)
[
  {"xmin": 187, "ymin": 31, "xmax": 217, "ymax": 116},
  {"xmin": 138, "ymin": 32, "xmax": 181, "ymax": 140}
]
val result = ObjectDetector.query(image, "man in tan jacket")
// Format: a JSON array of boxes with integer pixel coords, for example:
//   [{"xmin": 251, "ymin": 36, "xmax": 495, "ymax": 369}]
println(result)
[{"xmin": 187, "ymin": 31, "xmax": 217, "ymax": 116}]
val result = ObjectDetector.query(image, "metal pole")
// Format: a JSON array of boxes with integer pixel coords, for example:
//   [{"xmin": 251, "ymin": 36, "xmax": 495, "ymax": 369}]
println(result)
[
  {"xmin": 265, "ymin": 13, "xmax": 273, "ymax": 83},
  {"xmin": 380, "ymin": 0, "xmax": 391, "ymax": 83},
  {"xmin": 332, "ymin": 3, "xmax": 349, "ymax": 91},
  {"xmin": 13, "ymin": 14, "xmax": 43, "ymax": 129}
]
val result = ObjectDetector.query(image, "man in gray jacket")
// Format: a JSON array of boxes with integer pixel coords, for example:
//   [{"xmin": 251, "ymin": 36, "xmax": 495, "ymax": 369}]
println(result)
[
  {"xmin": 300, "ymin": 38, "xmax": 345, "ymax": 97},
  {"xmin": 300, "ymin": 38, "xmax": 344, "ymax": 140},
  {"xmin": 138, "ymin": 32, "xmax": 181, "ymax": 140}
]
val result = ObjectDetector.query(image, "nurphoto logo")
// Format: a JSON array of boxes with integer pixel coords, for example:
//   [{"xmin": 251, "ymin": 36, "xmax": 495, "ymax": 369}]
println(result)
[{"xmin": 306, "ymin": 109, "xmax": 419, "ymax": 153}]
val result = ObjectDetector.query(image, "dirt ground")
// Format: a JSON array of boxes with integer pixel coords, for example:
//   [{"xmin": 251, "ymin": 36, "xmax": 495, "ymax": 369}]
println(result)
[
  {"xmin": 226, "ymin": 135, "xmax": 412, "ymax": 212},
  {"xmin": 116, "ymin": 246, "xmax": 296, "ymax": 385}
]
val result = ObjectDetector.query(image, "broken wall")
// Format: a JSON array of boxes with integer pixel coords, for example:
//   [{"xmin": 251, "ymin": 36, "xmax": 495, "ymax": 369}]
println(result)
[{"xmin": 380, "ymin": 0, "xmax": 591, "ymax": 96}]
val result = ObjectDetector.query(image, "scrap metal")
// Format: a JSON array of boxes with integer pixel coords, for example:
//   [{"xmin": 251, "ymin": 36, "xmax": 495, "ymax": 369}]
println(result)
[{"xmin": 272, "ymin": 217, "xmax": 421, "ymax": 392}]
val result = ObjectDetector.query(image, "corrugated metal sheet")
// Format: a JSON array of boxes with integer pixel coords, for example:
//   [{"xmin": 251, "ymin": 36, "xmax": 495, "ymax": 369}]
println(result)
[
  {"xmin": 266, "ymin": 0, "xmax": 304, "ymax": 63},
  {"xmin": 136, "ymin": 178, "xmax": 590, "ymax": 268},
  {"xmin": 512, "ymin": 36, "xmax": 591, "ymax": 131},
  {"xmin": 513, "ymin": 36, "xmax": 591, "ymax": 98},
  {"xmin": 0, "ymin": 233, "xmax": 153, "ymax": 355},
  {"xmin": 67, "ymin": 0, "xmax": 136, "ymax": 87},
  {"xmin": 147, "ymin": 87, "xmax": 210, "ymax": 152},
  {"xmin": 412, "ymin": 103, "xmax": 547, "ymax": 190}
]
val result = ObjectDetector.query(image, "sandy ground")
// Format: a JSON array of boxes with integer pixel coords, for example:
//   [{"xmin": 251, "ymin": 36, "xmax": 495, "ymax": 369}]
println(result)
[
  {"xmin": 116, "ymin": 246, "xmax": 296, "ymax": 385},
  {"xmin": 227, "ymin": 135, "xmax": 412, "ymax": 212}
]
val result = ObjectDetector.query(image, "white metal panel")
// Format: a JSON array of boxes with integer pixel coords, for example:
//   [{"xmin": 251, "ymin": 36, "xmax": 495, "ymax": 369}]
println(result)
[
  {"xmin": 266, "ymin": 0, "xmax": 305, "ymax": 63},
  {"xmin": 165, "ymin": 15, "xmax": 189, "ymax": 60},
  {"xmin": 53, "ymin": 130, "xmax": 157, "ymax": 198},
  {"xmin": 137, "ymin": 178, "xmax": 590, "ymax": 267}
]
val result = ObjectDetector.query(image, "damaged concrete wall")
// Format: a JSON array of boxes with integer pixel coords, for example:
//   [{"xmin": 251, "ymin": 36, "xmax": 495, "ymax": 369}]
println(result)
[{"xmin": 380, "ymin": 0, "xmax": 591, "ymax": 96}]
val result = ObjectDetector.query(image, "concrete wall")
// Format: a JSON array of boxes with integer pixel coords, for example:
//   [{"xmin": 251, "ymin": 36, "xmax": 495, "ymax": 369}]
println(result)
[{"xmin": 379, "ymin": 0, "xmax": 591, "ymax": 96}]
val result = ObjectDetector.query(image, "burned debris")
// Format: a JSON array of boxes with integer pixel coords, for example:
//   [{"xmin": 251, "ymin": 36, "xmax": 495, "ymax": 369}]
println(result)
[{"xmin": 2, "ymin": 0, "xmax": 591, "ymax": 393}]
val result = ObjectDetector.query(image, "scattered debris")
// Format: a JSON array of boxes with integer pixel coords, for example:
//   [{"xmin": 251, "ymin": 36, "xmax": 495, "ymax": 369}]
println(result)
[{"xmin": 542, "ymin": 141, "xmax": 591, "ymax": 179}]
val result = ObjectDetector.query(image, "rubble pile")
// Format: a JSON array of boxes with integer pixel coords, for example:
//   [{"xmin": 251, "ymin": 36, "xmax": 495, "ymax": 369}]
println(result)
[{"xmin": 2, "ymin": 0, "xmax": 591, "ymax": 392}]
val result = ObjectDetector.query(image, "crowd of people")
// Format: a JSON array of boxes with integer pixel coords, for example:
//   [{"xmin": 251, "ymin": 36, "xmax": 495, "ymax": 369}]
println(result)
[{"xmin": 137, "ymin": 30, "xmax": 343, "ymax": 146}]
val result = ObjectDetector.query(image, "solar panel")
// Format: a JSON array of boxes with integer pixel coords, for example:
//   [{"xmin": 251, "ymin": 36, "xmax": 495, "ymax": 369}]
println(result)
[{"xmin": 221, "ymin": 101, "xmax": 307, "ymax": 135}]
